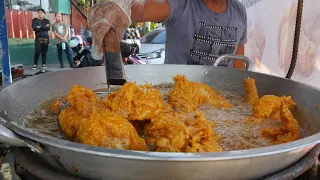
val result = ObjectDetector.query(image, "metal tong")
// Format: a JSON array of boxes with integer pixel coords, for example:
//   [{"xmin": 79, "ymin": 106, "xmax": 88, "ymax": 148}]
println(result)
[{"xmin": 103, "ymin": 28, "xmax": 127, "ymax": 90}]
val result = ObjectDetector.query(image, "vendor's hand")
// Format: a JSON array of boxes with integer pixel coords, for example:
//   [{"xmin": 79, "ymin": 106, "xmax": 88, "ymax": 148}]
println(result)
[
  {"xmin": 45, "ymin": 24, "xmax": 50, "ymax": 27},
  {"xmin": 37, "ymin": 26, "xmax": 41, "ymax": 28},
  {"xmin": 88, "ymin": 0, "xmax": 145, "ymax": 60}
]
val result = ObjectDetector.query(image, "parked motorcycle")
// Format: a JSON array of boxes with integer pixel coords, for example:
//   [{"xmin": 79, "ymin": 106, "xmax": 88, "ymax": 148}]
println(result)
[
  {"xmin": 123, "ymin": 43, "xmax": 146, "ymax": 65},
  {"xmin": 69, "ymin": 35, "xmax": 103, "ymax": 68}
]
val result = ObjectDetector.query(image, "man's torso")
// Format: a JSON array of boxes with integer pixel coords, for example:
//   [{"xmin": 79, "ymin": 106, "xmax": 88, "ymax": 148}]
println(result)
[
  {"xmin": 32, "ymin": 18, "xmax": 50, "ymax": 39},
  {"xmin": 164, "ymin": 0, "xmax": 247, "ymax": 66},
  {"xmin": 52, "ymin": 22, "xmax": 67, "ymax": 43}
]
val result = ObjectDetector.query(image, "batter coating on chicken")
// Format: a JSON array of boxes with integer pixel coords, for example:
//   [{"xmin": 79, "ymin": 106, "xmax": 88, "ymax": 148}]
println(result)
[
  {"xmin": 167, "ymin": 75, "xmax": 231, "ymax": 112},
  {"xmin": 145, "ymin": 111, "xmax": 223, "ymax": 152},
  {"xmin": 59, "ymin": 85, "xmax": 107, "ymax": 140},
  {"xmin": 244, "ymin": 78, "xmax": 301, "ymax": 144},
  {"xmin": 59, "ymin": 107, "xmax": 86, "ymax": 140},
  {"xmin": 244, "ymin": 78, "xmax": 296, "ymax": 120},
  {"xmin": 244, "ymin": 78, "xmax": 259, "ymax": 105},
  {"xmin": 76, "ymin": 112, "xmax": 147, "ymax": 151},
  {"xmin": 66, "ymin": 85, "xmax": 107, "ymax": 117},
  {"xmin": 262, "ymin": 102, "xmax": 301, "ymax": 144},
  {"xmin": 253, "ymin": 95, "xmax": 296, "ymax": 120},
  {"xmin": 59, "ymin": 85, "xmax": 147, "ymax": 150},
  {"xmin": 105, "ymin": 82, "xmax": 172, "ymax": 121}
]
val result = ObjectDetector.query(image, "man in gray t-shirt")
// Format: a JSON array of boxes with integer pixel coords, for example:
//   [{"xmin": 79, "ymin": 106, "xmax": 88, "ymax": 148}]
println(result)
[
  {"xmin": 162, "ymin": 0, "xmax": 247, "ymax": 68},
  {"xmin": 52, "ymin": 13, "xmax": 74, "ymax": 68},
  {"xmin": 90, "ymin": 0, "xmax": 247, "ymax": 69}
]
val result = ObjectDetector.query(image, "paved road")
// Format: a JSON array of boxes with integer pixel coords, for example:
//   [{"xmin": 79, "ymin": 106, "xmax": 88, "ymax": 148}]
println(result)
[{"xmin": 24, "ymin": 64, "xmax": 72, "ymax": 76}]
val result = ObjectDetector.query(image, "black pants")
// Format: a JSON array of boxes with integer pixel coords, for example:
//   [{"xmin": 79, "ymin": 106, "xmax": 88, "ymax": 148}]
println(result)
[
  {"xmin": 34, "ymin": 38, "xmax": 49, "ymax": 65},
  {"xmin": 56, "ymin": 42, "xmax": 73, "ymax": 67}
]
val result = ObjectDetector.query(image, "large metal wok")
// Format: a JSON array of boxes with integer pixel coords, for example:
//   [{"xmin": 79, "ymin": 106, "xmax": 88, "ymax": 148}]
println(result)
[{"xmin": 0, "ymin": 65, "xmax": 320, "ymax": 180}]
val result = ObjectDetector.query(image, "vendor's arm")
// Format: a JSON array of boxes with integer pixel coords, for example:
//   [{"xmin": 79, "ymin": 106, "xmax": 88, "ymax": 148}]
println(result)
[
  {"xmin": 41, "ymin": 19, "xmax": 51, "ymax": 31},
  {"xmin": 131, "ymin": 0, "xmax": 169, "ymax": 22},
  {"xmin": 233, "ymin": 46, "xmax": 246, "ymax": 69},
  {"xmin": 32, "ymin": 19, "xmax": 41, "ymax": 32}
]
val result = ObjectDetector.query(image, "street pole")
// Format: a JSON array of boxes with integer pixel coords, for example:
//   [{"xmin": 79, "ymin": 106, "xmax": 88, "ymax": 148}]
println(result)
[{"xmin": 0, "ymin": 0, "xmax": 12, "ymax": 86}]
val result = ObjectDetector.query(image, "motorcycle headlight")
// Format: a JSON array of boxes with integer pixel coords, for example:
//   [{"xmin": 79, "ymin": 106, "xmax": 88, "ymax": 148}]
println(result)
[{"xmin": 147, "ymin": 49, "xmax": 165, "ymax": 59}]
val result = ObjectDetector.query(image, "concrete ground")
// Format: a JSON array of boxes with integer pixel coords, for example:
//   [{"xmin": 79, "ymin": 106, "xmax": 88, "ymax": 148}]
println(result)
[
  {"xmin": 1, "ymin": 64, "xmax": 73, "ymax": 86},
  {"xmin": 24, "ymin": 64, "xmax": 72, "ymax": 76}
]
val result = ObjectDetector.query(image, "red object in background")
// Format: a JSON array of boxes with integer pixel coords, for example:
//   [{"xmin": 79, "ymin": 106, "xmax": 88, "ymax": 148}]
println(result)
[
  {"xmin": 11, "ymin": 64, "xmax": 24, "ymax": 78},
  {"xmin": 25, "ymin": 11, "xmax": 34, "ymax": 38},
  {"xmin": 6, "ymin": 9, "xmax": 39, "ymax": 38},
  {"xmin": 70, "ymin": 3, "xmax": 87, "ymax": 34},
  {"xmin": 11, "ymin": 10, "xmax": 20, "ymax": 38},
  {"xmin": 5, "ymin": 9, "xmax": 71, "ymax": 39},
  {"xmin": 5, "ymin": 10, "xmax": 13, "ymax": 38}
]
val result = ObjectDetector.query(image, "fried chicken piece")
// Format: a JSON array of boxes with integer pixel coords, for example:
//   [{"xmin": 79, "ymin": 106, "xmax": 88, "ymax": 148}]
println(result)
[
  {"xmin": 184, "ymin": 113, "xmax": 222, "ymax": 152},
  {"xmin": 105, "ymin": 82, "xmax": 171, "ymax": 121},
  {"xmin": 253, "ymin": 95, "xmax": 296, "ymax": 120},
  {"xmin": 146, "ymin": 112, "xmax": 186, "ymax": 152},
  {"xmin": 59, "ymin": 107, "xmax": 87, "ymax": 140},
  {"xmin": 145, "ymin": 111, "xmax": 223, "ymax": 152},
  {"xmin": 59, "ymin": 85, "xmax": 107, "ymax": 140},
  {"xmin": 76, "ymin": 112, "xmax": 147, "ymax": 151},
  {"xmin": 167, "ymin": 75, "xmax": 231, "ymax": 112},
  {"xmin": 262, "ymin": 102, "xmax": 301, "ymax": 144},
  {"xmin": 262, "ymin": 127, "xmax": 285, "ymax": 137},
  {"xmin": 66, "ymin": 85, "xmax": 107, "ymax": 117},
  {"xmin": 244, "ymin": 78, "xmax": 259, "ymax": 105}
]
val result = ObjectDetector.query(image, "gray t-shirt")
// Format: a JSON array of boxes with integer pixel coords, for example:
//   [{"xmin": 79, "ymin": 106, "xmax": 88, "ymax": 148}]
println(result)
[
  {"xmin": 164, "ymin": 0, "xmax": 247, "ymax": 66},
  {"xmin": 52, "ymin": 22, "xmax": 67, "ymax": 43}
]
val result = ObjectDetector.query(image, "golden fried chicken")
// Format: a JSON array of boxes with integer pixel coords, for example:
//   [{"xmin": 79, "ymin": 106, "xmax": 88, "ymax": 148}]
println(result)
[
  {"xmin": 253, "ymin": 95, "xmax": 296, "ymax": 120},
  {"xmin": 262, "ymin": 102, "xmax": 301, "ymax": 144},
  {"xmin": 59, "ymin": 107, "xmax": 87, "ymax": 140},
  {"xmin": 145, "ymin": 111, "xmax": 223, "ymax": 152},
  {"xmin": 244, "ymin": 78, "xmax": 297, "ymax": 122},
  {"xmin": 59, "ymin": 85, "xmax": 147, "ymax": 150},
  {"xmin": 76, "ymin": 111, "xmax": 147, "ymax": 151},
  {"xmin": 145, "ymin": 112, "xmax": 186, "ymax": 152},
  {"xmin": 105, "ymin": 82, "xmax": 171, "ymax": 121},
  {"xmin": 167, "ymin": 75, "xmax": 231, "ymax": 112},
  {"xmin": 244, "ymin": 78, "xmax": 259, "ymax": 105},
  {"xmin": 66, "ymin": 85, "xmax": 107, "ymax": 117},
  {"xmin": 59, "ymin": 85, "xmax": 107, "ymax": 140}
]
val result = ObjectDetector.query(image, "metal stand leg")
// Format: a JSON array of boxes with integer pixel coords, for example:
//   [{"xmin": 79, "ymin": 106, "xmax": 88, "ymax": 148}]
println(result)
[{"xmin": 0, "ymin": 1, "xmax": 12, "ymax": 86}]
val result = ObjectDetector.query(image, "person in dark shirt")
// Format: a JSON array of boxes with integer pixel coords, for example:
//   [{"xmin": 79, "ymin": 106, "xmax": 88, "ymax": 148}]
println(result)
[{"xmin": 32, "ymin": 9, "xmax": 50, "ymax": 69}]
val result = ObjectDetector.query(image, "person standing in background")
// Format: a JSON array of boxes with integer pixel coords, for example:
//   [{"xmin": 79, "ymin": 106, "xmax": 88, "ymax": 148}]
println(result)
[
  {"xmin": 52, "ymin": 12, "xmax": 74, "ymax": 68},
  {"xmin": 32, "ymin": 9, "xmax": 50, "ymax": 69}
]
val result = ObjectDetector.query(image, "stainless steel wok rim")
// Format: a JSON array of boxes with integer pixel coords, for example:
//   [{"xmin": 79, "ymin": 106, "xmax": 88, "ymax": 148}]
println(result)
[
  {"xmin": 3, "ymin": 120, "xmax": 320, "ymax": 161},
  {"xmin": 1, "ymin": 65, "xmax": 320, "ymax": 161}
]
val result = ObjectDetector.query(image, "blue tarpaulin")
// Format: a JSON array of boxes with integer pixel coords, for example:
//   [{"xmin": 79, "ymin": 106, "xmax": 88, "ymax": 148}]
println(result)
[{"xmin": 0, "ymin": 0, "xmax": 12, "ymax": 85}]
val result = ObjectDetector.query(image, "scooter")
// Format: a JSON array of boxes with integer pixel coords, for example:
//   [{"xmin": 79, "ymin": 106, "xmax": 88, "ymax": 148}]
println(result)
[
  {"xmin": 69, "ymin": 35, "xmax": 103, "ymax": 68},
  {"xmin": 123, "ymin": 44, "xmax": 146, "ymax": 65}
]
